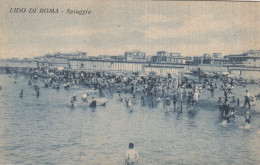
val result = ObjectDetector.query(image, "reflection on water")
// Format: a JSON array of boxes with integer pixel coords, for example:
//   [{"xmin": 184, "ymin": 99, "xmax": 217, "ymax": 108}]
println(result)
[{"xmin": 0, "ymin": 74, "xmax": 260, "ymax": 165}]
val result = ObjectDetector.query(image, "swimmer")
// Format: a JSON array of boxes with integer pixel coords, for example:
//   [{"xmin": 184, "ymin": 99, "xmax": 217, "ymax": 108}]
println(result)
[
  {"xmin": 36, "ymin": 89, "xmax": 40, "ymax": 97},
  {"xmin": 81, "ymin": 94, "xmax": 88, "ymax": 103},
  {"xmin": 69, "ymin": 100, "xmax": 74, "ymax": 108},
  {"xmin": 20, "ymin": 89, "xmax": 23, "ymax": 97},
  {"xmin": 177, "ymin": 107, "xmax": 182, "ymax": 114},
  {"xmin": 156, "ymin": 97, "xmax": 160, "ymax": 104},
  {"xmin": 125, "ymin": 97, "xmax": 129, "ymax": 106},
  {"xmin": 128, "ymin": 100, "xmax": 133, "ymax": 112},
  {"xmin": 119, "ymin": 94, "xmax": 123, "ymax": 102},
  {"xmin": 72, "ymin": 93, "xmax": 76, "ymax": 101},
  {"xmin": 28, "ymin": 80, "xmax": 32, "ymax": 86},
  {"xmin": 125, "ymin": 143, "xmax": 139, "ymax": 165},
  {"xmin": 128, "ymin": 99, "xmax": 132, "ymax": 107},
  {"xmin": 129, "ymin": 107, "xmax": 133, "ymax": 112},
  {"xmin": 226, "ymin": 111, "xmax": 235, "ymax": 123}
]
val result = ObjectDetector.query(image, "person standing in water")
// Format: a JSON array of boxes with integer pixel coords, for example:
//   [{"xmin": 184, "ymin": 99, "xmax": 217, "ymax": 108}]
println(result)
[
  {"xmin": 20, "ymin": 89, "xmax": 23, "ymax": 97},
  {"xmin": 245, "ymin": 111, "xmax": 251, "ymax": 124},
  {"xmin": 164, "ymin": 95, "xmax": 171, "ymax": 112},
  {"xmin": 90, "ymin": 97, "xmax": 96, "ymax": 108},
  {"xmin": 193, "ymin": 91, "xmax": 199, "ymax": 110},
  {"xmin": 141, "ymin": 93, "xmax": 145, "ymax": 106},
  {"xmin": 125, "ymin": 143, "xmax": 139, "ymax": 165},
  {"xmin": 244, "ymin": 90, "xmax": 251, "ymax": 109},
  {"xmin": 173, "ymin": 92, "xmax": 178, "ymax": 111},
  {"xmin": 72, "ymin": 93, "xmax": 76, "ymax": 102},
  {"xmin": 36, "ymin": 88, "xmax": 40, "ymax": 97}
]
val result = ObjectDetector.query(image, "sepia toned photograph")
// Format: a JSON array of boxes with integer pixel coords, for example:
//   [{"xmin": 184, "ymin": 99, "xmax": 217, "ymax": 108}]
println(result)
[{"xmin": 0, "ymin": 0, "xmax": 259, "ymax": 164}]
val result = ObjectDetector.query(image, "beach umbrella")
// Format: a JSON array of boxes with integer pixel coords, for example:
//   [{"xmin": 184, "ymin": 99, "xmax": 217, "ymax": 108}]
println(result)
[
  {"xmin": 49, "ymin": 73, "xmax": 55, "ymax": 77},
  {"xmin": 185, "ymin": 70, "xmax": 192, "ymax": 74},
  {"xmin": 57, "ymin": 67, "xmax": 64, "ymax": 71},
  {"xmin": 206, "ymin": 72, "xmax": 215, "ymax": 76},
  {"xmin": 228, "ymin": 74, "xmax": 236, "ymax": 78},
  {"xmin": 222, "ymin": 71, "xmax": 229, "ymax": 75}
]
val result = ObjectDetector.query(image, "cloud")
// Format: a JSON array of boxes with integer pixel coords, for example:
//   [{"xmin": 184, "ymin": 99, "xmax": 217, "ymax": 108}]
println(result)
[
  {"xmin": 0, "ymin": 1, "xmax": 259, "ymax": 59},
  {"xmin": 142, "ymin": 14, "xmax": 171, "ymax": 24},
  {"xmin": 40, "ymin": 26, "xmax": 96, "ymax": 37}
]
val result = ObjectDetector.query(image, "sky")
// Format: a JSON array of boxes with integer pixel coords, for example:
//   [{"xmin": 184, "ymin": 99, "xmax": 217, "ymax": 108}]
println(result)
[{"xmin": 0, "ymin": 0, "xmax": 259, "ymax": 59}]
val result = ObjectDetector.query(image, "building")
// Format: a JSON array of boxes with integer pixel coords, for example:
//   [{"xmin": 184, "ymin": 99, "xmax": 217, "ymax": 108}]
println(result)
[
  {"xmin": 125, "ymin": 50, "xmax": 146, "ymax": 62},
  {"xmin": 156, "ymin": 51, "xmax": 181, "ymax": 57},
  {"xmin": 192, "ymin": 56, "xmax": 202, "ymax": 65},
  {"xmin": 98, "ymin": 55, "xmax": 112, "ymax": 61},
  {"xmin": 34, "ymin": 51, "xmax": 87, "ymax": 69},
  {"xmin": 192, "ymin": 53, "xmax": 227, "ymax": 65},
  {"xmin": 225, "ymin": 54, "xmax": 245, "ymax": 65},
  {"xmin": 54, "ymin": 51, "xmax": 87, "ymax": 59},
  {"xmin": 110, "ymin": 55, "xmax": 126, "ymax": 61},
  {"xmin": 0, "ymin": 59, "xmax": 38, "ymax": 68},
  {"xmin": 202, "ymin": 54, "xmax": 212, "ymax": 64},
  {"xmin": 223, "ymin": 50, "xmax": 260, "ymax": 79},
  {"xmin": 166, "ymin": 56, "xmax": 186, "ymax": 64},
  {"xmin": 212, "ymin": 53, "xmax": 222, "ymax": 59},
  {"xmin": 185, "ymin": 57, "xmax": 193, "ymax": 64},
  {"xmin": 151, "ymin": 51, "xmax": 185, "ymax": 64},
  {"xmin": 212, "ymin": 59, "xmax": 229, "ymax": 65},
  {"xmin": 225, "ymin": 50, "xmax": 260, "ymax": 67}
]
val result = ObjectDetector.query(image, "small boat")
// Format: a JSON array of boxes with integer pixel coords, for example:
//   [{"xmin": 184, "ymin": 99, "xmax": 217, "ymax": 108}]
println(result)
[
  {"xmin": 73, "ymin": 98, "xmax": 109, "ymax": 108},
  {"xmin": 64, "ymin": 83, "xmax": 70, "ymax": 89},
  {"xmin": 90, "ymin": 98, "xmax": 109, "ymax": 107}
]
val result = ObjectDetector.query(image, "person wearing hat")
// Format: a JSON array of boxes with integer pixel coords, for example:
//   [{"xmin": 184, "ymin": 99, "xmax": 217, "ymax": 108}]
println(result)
[{"xmin": 244, "ymin": 90, "xmax": 251, "ymax": 109}]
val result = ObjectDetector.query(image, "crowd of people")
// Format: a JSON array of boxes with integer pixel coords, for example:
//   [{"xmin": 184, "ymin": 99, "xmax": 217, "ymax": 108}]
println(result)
[
  {"xmin": 6, "ymin": 67, "xmax": 260, "ymax": 165},
  {"xmin": 13, "ymin": 67, "xmax": 259, "ymax": 125}
]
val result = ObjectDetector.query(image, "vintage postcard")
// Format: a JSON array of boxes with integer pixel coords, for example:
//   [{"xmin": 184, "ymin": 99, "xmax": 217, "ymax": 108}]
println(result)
[{"xmin": 0, "ymin": 0, "xmax": 259, "ymax": 164}]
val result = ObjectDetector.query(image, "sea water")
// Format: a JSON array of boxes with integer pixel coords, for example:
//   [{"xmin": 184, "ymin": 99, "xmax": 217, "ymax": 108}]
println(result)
[{"xmin": 0, "ymin": 74, "xmax": 260, "ymax": 165}]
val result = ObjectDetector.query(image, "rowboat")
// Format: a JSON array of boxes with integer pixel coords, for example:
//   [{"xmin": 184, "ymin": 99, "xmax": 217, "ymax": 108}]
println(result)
[{"xmin": 72, "ymin": 98, "xmax": 109, "ymax": 108}]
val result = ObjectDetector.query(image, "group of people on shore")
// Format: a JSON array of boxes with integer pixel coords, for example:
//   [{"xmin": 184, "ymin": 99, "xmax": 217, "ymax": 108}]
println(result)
[{"xmin": 14, "ymin": 67, "xmax": 257, "ymax": 127}]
